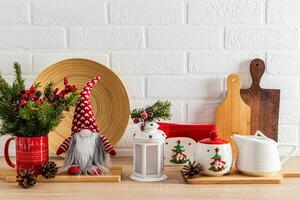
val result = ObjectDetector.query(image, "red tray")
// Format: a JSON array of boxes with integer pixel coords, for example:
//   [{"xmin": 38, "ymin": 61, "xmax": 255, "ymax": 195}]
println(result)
[{"xmin": 158, "ymin": 122, "xmax": 215, "ymax": 142}]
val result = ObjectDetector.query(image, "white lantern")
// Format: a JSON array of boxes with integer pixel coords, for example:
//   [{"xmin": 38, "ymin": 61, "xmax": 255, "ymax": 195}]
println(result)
[{"xmin": 130, "ymin": 122, "xmax": 167, "ymax": 182}]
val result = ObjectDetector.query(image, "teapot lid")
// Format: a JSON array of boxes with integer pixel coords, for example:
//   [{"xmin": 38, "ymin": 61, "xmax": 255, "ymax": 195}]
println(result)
[{"xmin": 198, "ymin": 131, "xmax": 228, "ymax": 144}]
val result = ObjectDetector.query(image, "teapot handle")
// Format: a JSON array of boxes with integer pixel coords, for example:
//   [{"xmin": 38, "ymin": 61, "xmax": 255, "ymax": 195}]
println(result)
[
  {"xmin": 278, "ymin": 144, "xmax": 297, "ymax": 165},
  {"xmin": 254, "ymin": 130, "xmax": 268, "ymax": 139}
]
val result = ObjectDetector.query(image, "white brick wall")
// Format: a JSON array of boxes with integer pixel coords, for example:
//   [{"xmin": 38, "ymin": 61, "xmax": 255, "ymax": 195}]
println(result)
[
  {"xmin": 32, "ymin": 2, "xmax": 106, "ymax": 25},
  {"xmin": 0, "ymin": 1, "xmax": 28, "ymax": 24},
  {"xmin": 0, "ymin": 0, "xmax": 299, "ymax": 156},
  {"xmin": 188, "ymin": 0, "xmax": 263, "ymax": 24},
  {"xmin": 69, "ymin": 27, "xmax": 144, "ymax": 49}
]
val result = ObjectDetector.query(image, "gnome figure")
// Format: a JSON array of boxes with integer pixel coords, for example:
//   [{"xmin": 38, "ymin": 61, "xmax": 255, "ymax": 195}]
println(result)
[{"xmin": 56, "ymin": 76, "xmax": 116, "ymax": 175}]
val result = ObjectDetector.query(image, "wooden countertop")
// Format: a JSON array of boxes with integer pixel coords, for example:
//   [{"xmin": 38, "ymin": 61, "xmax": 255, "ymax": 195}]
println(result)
[{"xmin": 1, "ymin": 156, "xmax": 300, "ymax": 200}]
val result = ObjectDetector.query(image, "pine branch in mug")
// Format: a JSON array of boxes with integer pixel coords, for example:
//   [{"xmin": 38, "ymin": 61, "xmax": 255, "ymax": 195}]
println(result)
[{"xmin": 0, "ymin": 63, "xmax": 79, "ymax": 137}]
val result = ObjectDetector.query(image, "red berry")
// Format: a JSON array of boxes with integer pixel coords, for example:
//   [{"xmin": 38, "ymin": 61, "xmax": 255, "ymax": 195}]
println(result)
[
  {"xmin": 25, "ymin": 90, "xmax": 31, "ymax": 95},
  {"xmin": 133, "ymin": 118, "xmax": 140, "ymax": 124},
  {"xmin": 64, "ymin": 76, "xmax": 69, "ymax": 86},
  {"xmin": 141, "ymin": 111, "xmax": 148, "ymax": 120},
  {"xmin": 29, "ymin": 86, "xmax": 36, "ymax": 93},
  {"xmin": 20, "ymin": 99, "xmax": 27, "ymax": 105},
  {"xmin": 35, "ymin": 99, "xmax": 42, "ymax": 105},
  {"xmin": 71, "ymin": 85, "xmax": 77, "ymax": 91},
  {"xmin": 53, "ymin": 88, "xmax": 59, "ymax": 94},
  {"xmin": 58, "ymin": 93, "xmax": 64, "ymax": 99},
  {"xmin": 30, "ymin": 93, "xmax": 37, "ymax": 99},
  {"xmin": 22, "ymin": 94, "xmax": 28, "ymax": 99}
]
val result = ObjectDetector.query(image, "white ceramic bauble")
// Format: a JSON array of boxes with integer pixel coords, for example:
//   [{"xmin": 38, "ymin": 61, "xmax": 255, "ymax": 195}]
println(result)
[{"xmin": 194, "ymin": 131, "xmax": 233, "ymax": 176}]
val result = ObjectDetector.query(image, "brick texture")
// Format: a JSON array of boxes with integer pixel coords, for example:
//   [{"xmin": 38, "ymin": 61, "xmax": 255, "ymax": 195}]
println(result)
[
  {"xmin": 69, "ymin": 27, "xmax": 144, "ymax": 50},
  {"xmin": 225, "ymin": 27, "xmax": 299, "ymax": 50},
  {"xmin": 0, "ymin": 1, "xmax": 28, "ymax": 24},
  {"xmin": 0, "ymin": 28, "xmax": 65, "ymax": 49},
  {"xmin": 32, "ymin": 2, "xmax": 106, "ymax": 25},
  {"xmin": 109, "ymin": 2, "xmax": 184, "ymax": 24},
  {"xmin": 111, "ymin": 52, "xmax": 184, "ymax": 75},
  {"xmin": 148, "ymin": 26, "xmax": 221, "ymax": 49},
  {"xmin": 189, "ymin": 0, "xmax": 263, "ymax": 24}
]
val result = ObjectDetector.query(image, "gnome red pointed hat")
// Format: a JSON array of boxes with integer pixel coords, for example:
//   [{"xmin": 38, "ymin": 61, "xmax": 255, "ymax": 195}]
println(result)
[
  {"xmin": 56, "ymin": 76, "xmax": 116, "ymax": 156},
  {"xmin": 71, "ymin": 76, "xmax": 100, "ymax": 135}
]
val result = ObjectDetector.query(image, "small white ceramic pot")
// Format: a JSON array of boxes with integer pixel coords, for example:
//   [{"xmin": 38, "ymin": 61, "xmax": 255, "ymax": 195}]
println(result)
[{"xmin": 195, "ymin": 131, "xmax": 233, "ymax": 176}]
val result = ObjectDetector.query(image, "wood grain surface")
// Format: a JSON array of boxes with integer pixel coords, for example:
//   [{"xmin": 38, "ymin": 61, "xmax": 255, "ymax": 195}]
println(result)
[
  {"xmin": 0, "ymin": 166, "xmax": 122, "ymax": 183},
  {"xmin": 240, "ymin": 58, "xmax": 280, "ymax": 141},
  {"xmin": 216, "ymin": 74, "xmax": 251, "ymax": 157},
  {"xmin": 182, "ymin": 168, "xmax": 283, "ymax": 184},
  {"xmin": 1, "ymin": 156, "xmax": 300, "ymax": 200}
]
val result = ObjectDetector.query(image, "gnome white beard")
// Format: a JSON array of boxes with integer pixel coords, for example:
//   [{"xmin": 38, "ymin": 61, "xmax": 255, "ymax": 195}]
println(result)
[
  {"xmin": 74, "ymin": 130, "xmax": 98, "ymax": 168},
  {"xmin": 61, "ymin": 129, "xmax": 110, "ymax": 175}
]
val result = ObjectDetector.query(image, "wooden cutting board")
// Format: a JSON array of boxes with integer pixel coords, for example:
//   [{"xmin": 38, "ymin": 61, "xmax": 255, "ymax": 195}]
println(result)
[
  {"xmin": 240, "ymin": 59, "xmax": 280, "ymax": 141},
  {"xmin": 216, "ymin": 74, "xmax": 251, "ymax": 157},
  {"xmin": 0, "ymin": 166, "xmax": 122, "ymax": 183}
]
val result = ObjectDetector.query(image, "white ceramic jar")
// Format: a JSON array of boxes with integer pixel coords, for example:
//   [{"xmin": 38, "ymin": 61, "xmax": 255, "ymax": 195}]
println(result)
[{"xmin": 195, "ymin": 131, "xmax": 233, "ymax": 176}]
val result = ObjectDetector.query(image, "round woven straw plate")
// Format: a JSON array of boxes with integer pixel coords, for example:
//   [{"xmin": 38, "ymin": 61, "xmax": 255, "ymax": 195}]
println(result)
[{"xmin": 34, "ymin": 58, "xmax": 130, "ymax": 155}]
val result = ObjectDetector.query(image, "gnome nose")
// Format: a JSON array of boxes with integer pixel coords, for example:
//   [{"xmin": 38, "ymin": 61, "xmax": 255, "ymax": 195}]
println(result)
[{"xmin": 79, "ymin": 129, "xmax": 93, "ymax": 138}]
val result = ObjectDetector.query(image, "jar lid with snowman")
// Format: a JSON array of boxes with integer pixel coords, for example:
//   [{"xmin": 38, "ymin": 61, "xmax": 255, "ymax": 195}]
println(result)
[{"xmin": 195, "ymin": 131, "xmax": 233, "ymax": 176}]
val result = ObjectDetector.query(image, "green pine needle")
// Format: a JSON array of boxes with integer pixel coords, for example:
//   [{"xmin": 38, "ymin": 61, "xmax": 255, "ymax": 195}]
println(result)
[
  {"xmin": 130, "ymin": 100, "xmax": 172, "ymax": 122},
  {"xmin": 0, "ymin": 63, "xmax": 79, "ymax": 137}
]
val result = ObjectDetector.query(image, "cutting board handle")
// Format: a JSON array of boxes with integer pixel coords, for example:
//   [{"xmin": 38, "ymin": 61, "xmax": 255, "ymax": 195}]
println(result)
[
  {"xmin": 250, "ymin": 58, "xmax": 265, "ymax": 89},
  {"xmin": 227, "ymin": 74, "xmax": 241, "ymax": 95}
]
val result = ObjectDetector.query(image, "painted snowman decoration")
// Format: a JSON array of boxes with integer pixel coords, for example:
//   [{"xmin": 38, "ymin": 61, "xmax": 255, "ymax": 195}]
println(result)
[
  {"xmin": 141, "ymin": 121, "xmax": 160, "ymax": 133},
  {"xmin": 195, "ymin": 131, "xmax": 233, "ymax": 176}
]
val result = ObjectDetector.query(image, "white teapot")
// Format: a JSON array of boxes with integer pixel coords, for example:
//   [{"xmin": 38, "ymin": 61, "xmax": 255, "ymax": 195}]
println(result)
[
  {"xmin": 195, "ymin": 131, "xmax": 233, "ymax": 176},
  {"xmin": 232, "ymin": 131, "xmax": 296, "ymax": 176}
]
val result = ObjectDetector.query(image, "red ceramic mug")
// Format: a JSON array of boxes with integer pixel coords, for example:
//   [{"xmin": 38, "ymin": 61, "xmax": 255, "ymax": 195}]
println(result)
[{"xmin": 4, "ymin": 136, "xmax": 49, "ymax": 174}]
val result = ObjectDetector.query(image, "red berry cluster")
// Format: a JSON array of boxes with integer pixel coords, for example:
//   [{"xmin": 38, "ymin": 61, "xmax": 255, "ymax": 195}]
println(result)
[
  {"xmin": 47, "ymin": 77, "xmax": 77, "ymax": 105},
  {"xmin": 59, "ymin": 77, "xmax": 77, "ymax": 99},
  {"xmin": 12, "ymin": 86, "xmax": 42, "ymax": 112},
  {"xmin": 133, "ymin": 110, "xmax": 154, "ymax": 124},
  {"xmin": 133, "ymin": 110, "xmax": 156, "ymax": 131},
  {"xmin": 20, "ymin": 86, "xmax": 42, "ymax": 105},
  {"xmin": 13, "ymin": 76, "xmax": 78, "ymax": 112}
]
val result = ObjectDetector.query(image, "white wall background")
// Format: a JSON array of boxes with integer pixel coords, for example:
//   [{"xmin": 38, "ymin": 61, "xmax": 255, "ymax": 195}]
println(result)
[{"xmin": 0, "ymin": 0, "xmax": 300, "ymax": 156}]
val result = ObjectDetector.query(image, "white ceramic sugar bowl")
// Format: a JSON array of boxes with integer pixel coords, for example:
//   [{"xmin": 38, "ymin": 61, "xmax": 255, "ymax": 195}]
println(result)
[{"xmin": 195, "ymin": 131, "xmax": 233, "ymax": 176}]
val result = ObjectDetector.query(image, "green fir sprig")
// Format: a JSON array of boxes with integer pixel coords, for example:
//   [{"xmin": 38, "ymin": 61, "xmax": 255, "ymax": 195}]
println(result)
[
  {"xmin": 130, "ymin": 100, "xmax": 172, "ymax": 126},
  {"xmin": 0, "ymin": 63, "xmax": 79, "ymax": 137}
]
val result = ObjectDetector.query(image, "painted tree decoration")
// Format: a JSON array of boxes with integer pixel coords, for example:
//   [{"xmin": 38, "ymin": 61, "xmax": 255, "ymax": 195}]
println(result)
[
  {"xmin": 208, "ymin": 147, "xmax": 227, "ymax": 172},
  {"xmin": 170, "ymin": 140, "xmax": 189, "ymax": 164}
]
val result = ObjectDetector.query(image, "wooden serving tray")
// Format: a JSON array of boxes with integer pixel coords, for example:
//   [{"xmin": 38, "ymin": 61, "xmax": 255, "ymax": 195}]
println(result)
[
  {"xmin": 182, "ymin": 168, "xmax": 285, "ymax": 184},
  {"xmin": 282, "ymin": 171, "xmax": 300, "ymax": 178},
  {"xmin": 0, "ymin": 166, "xmax": 122, "ymax": 183}
]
